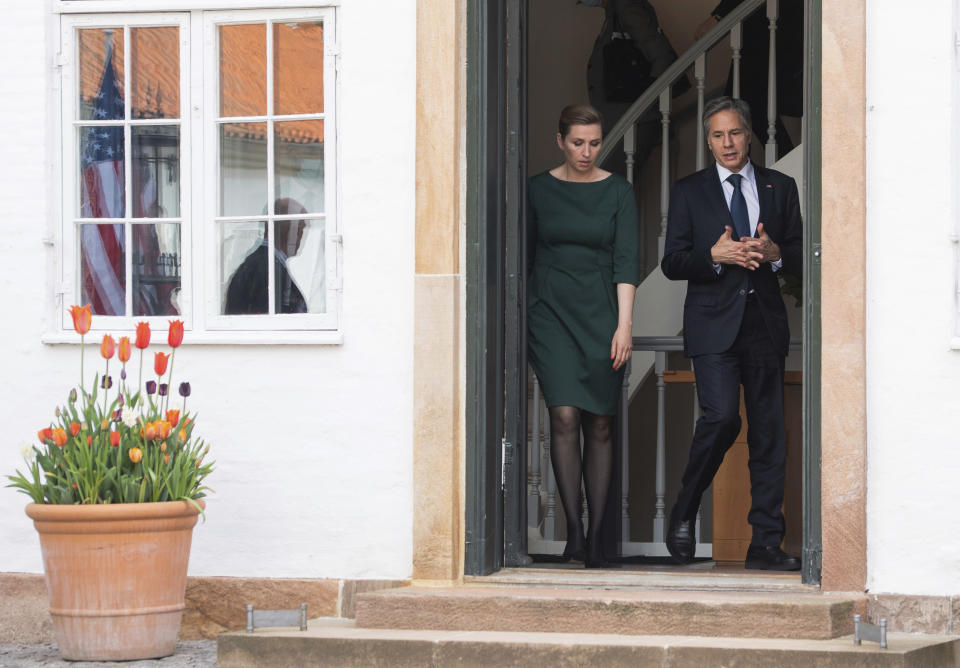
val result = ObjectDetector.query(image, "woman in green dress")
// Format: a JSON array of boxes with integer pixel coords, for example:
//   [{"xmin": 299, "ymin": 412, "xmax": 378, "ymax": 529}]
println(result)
[{"xmin": 528, "ymin": 105, "xmax": 640, "ymax": 568}]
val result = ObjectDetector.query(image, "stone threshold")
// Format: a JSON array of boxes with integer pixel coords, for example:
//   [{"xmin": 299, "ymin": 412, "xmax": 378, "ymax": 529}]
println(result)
[{"xmin": 470, "ymin": 565, "xmax": 815, "ymax": 591}]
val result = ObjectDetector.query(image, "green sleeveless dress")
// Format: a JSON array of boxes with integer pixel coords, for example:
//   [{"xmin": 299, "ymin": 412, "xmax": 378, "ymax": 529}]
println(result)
[{"xmin": 527, "ymin": 171, "xmax": 640, "ymax": 416}]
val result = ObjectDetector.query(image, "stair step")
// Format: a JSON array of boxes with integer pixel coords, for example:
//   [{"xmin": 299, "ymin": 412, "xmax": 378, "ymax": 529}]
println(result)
[
  {"xmin": 217, "ymin": 618, "xmax": 960, "ymax": 668},
  {"xmin": 354, "ymin": 586, "xmax": 858, "ymax": 640}
]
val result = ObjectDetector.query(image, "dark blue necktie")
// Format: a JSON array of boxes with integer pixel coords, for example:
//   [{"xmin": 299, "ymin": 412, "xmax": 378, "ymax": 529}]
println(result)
[{"xmin": 727, "ymin": 173, "xmax": 751, "ymax": 241}]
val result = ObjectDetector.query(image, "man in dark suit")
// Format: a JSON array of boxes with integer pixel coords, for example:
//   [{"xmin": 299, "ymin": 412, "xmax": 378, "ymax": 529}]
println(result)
[{"xmin": 660, "ymin": 96, "xmax": 802, "ymax": 570}]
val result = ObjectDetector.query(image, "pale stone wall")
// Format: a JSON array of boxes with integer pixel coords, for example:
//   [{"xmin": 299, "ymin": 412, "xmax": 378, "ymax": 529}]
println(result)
[{"xmin": 864, "ymin": 0, "xmax": 960, "ymax": 596}]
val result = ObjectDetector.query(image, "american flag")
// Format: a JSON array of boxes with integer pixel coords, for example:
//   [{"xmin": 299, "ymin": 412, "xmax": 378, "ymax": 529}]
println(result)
[{"xmin": 80, "ymin": 37, "xmax": 125, "ymax": 316}]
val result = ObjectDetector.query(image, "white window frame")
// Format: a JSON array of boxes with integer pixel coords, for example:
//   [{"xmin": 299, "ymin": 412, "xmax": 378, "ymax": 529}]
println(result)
[{"xmin": 51, "ymin": 4, "xmax": 341, "ymax": 345}]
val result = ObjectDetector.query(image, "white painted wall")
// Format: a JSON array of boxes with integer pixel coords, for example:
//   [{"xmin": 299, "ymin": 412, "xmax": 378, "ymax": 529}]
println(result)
[
  {"xmin": 0, "ymin": 0, "xmax": 416, "ymax": 580},
  {"xmin": 865, "ymin": 0, "xmax": 960, "ymax": 595}
]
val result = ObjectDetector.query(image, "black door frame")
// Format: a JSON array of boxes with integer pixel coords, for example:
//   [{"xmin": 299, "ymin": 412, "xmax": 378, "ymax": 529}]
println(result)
[{"xmin": 465, "ymin": 0, "xmax": 823, "ymax": 585}]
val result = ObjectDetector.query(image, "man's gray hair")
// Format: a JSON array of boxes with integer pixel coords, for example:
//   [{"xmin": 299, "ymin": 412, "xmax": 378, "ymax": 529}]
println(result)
[{"xmin": 702, "ymin": 96, "xmax": 752, "ymax": 141}]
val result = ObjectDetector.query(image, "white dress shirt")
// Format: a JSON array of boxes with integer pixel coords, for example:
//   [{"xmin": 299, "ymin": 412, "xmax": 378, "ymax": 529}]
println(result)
[{"xmin": 713, "ymin": 160, "xmax": 782, "ymax": 273}]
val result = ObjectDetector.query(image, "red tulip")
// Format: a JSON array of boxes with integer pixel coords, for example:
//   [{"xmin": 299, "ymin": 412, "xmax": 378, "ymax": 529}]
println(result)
[
  {"xmin": 154, "ymin": 351, "xmax": 169, "ymax": 376},
  {"xmin": 100, "ymin": 335, "xmax": 116, "ymax": 359},
  {"xmin": 166, "ymin": 409, "xmax": 180, "ymax": 427},
  {"xmin": 135, "ymin": 322, "xmax": 151, "ymax": 349},
  {"xmin": 118, "ymin": 336, "xmax": 131, "ymax": 363},
  {"xmin": 38, "ymin": 428, "xmax": 53, "ymax": 443},
  {"xmin": 69, "ymin": 304, "xmax": 92, "ymax": 336},
  {"xmin": 87, "ymin": 435, "xmax": 93, "ymax": 445},
  {"xmin": 109, "ymin": 431, "xmax": 121, "ymax": 447},
  {"xmin": 168, "ymin": 320, "xmax": 184, "ymax": 348},
  {"xmin": 69, "ymin": 422, "xmax": 81, "ymax": 437},
  {"xmin": 52, "ymin": 428, "xmax": 68, "ymax": 447}
]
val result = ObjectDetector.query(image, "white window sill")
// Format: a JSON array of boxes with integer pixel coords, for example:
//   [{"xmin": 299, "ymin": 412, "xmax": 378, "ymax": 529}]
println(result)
[
  {"xmin": 42, "ymin": 330, "xmax": 344, "ymax": 346},
  {"xmin": 950, "ymin": 337, "xmax": 960, "ymax": 351}
]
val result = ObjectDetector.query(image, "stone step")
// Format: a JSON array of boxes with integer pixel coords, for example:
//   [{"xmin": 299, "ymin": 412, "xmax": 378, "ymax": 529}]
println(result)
[
  {"xmin": 217, "ymin": 618, "xmax": 960, "ymax": 668},
  {"xmin": 354, "ymin": 585, "xmax": 859, "ymax": 640}
]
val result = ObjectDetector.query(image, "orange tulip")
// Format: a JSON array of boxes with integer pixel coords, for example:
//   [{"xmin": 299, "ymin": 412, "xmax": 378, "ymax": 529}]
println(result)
[
  {"xmin": 118, "ymin": 336, "xmax": 131, "ymax": 363},
  {"xmin": 164, "ymin": 453, "xmax": 171, "ymax": 464},
  {"xmin": 52, "ymin": 428, "xmax": 68, "ymax": 447},
  {"xmin": 109, "ymin": 431, "xmax": 121, "ymax": 447},
  {"xmin": 166, "ymin": 410, "xmax": 180, "ymax": 427},
  {"xmin": 154, "ymin": 352, "xmax": 169, "ymax": 376},
  {"xmin": 168, "ymin": 320, "xmax": 184, "ymax": 348},
  {"xmin": 100, "ymin": 335, "xmax": 116, "ymax": 359},
  {"xmin": 143, "ymin": 423, "xmax": 157, "ymax": 440},
  {"xmin": 69, "ymin": 304, "xmax": 92, "ymax": 336},
  {"xmin": 87, "ymin": 435, "xmax": 93, "ymax": 445},
  {"xmin": 160, "ymin": 442, "xmax": 167, "ymax": 452},
  {"xmin": 38, "ymin": 428, "xmax": 53, "ymax": 443},
  {"xmin": 135, "ymin": 322, "xmax": 151, "ymax": 349},
  {"xmin": 178, "ymin": 429, "xmax": 187, "ymax": 443},
  {"xmin": 69, "ymin": 422, "xmax": 81, "ymax": 437},
  {"xmin": 128, "ymin": 447, "xmax": 142, "ymax": 464}
]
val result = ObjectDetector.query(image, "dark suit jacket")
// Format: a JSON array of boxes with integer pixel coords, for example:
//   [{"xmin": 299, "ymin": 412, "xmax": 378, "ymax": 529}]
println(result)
[
  {"xmin": 660, "ymin": 163, "xmax": 802, "ymax": 358},
  {"xmin": 587, "ymin": 0, "xmax": 681, "ymax": 109}
]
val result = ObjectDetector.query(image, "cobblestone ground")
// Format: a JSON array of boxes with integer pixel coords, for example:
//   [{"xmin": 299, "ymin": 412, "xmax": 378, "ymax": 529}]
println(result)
[{"xmin": 0, "ymin": 642, "xmax": 216, "ymax": 668}]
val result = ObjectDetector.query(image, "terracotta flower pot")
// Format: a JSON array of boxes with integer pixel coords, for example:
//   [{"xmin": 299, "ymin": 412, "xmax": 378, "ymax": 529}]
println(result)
[{"xmin": 26, "ymin": 500, "xmax": 204, "ymax": 661}]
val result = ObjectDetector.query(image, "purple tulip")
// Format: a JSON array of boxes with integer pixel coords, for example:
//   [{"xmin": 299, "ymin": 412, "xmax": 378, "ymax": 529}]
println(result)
[
  {"xmin": 69, "ymin": 388, "xmax": 77, "ymax": 403},
  {"xmin": 146, "ymin": 380, "xmax": 157, "ymax": 395},
  {"xmin": 179, "ymin": 382, "xmax": 191, "ymax": 398},
  {"xmin": 120, "ymin": 368, "xmax": 127, "ymax": 380},
  {"xmin": 101, "ymin": 375, "xmax": 113, "ymax": 389},
  {"xmin": 159, "ymin": 383, "xmax": 168, "ymax": 397}
]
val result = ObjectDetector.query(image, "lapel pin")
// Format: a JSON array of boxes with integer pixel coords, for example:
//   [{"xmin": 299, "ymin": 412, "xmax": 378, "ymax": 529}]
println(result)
[{"xmin": 765, "ymin": 184, "xmax": 773, "ymax": 188}]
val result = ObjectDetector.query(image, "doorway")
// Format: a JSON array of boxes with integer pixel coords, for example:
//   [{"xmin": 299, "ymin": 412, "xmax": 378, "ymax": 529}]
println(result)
[{"xmin": 465, "ymin": 0, "xmax": 822, "ymax": 585}]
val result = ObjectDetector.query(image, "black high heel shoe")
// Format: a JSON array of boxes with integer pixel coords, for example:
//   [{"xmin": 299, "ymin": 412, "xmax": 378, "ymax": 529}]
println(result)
[
  {"xmin": 584, "ymin": 541, "xmax": 617, "ymax": 569},
  {"xmin": 562, "ymin": 535, "xmax": 586, "ymax": 563}
]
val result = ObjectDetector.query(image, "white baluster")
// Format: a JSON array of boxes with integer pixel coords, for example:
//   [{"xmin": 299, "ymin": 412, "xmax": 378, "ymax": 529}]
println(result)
[
  {"xmin": 695, "ymin": 53, "xmax": 707, "ymax": 171},
  {"xmin": 623, "ymin": 125, "xmax": 636, "ymax": 185},
  {"xmin": 658, "ymin": 90, "xmax": 671, "ymax": 257},
  {"xmin": 731, "ymin": 23, "xmax": 742, "ymax": 99},
  {"xmin": 620, "ymin": 359, "xmax": 631, "ymax": 543},
  {"xmin": 653, "ymin": 351, "xmax": 667, "ymax": 542},
  {"xmin": 765, "ymin": 0, "xmax": 779, "ymax": 164},
  {"xmin": 544, "ymin": 418, "xmax": 558, "ymax": 540},
  {"xmin": 528, "ymin": 377, "xmax": 542, "ymax": 534}
]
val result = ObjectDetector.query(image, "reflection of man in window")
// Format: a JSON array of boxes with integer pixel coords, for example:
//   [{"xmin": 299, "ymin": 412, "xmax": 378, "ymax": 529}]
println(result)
[{"xmin": 224, "ymin": 198, "xmax": 308, "ymax": 315}]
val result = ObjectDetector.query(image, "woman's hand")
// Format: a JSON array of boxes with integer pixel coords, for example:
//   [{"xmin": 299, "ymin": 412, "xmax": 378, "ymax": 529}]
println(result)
[{"xmin": 610, "ymin": 322, "xmax": 632, "ymax": 371}]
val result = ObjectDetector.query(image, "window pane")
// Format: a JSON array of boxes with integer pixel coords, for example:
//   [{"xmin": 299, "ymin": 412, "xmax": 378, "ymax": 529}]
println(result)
[
  {"xmin": 219, "ymin": 23, "xmax": 266, "ymax": 117},
  {"xmin": 78, "ymin": 28, "xmax": 124, "ymax": 121},
  {"xmin": 133, "ymin": 126, "xmax": 180, "ymax": 218},
  {"xmin": 280, "ymin": 218, "xmax": 325, "ymax": 314},
  {"xmin": 221, "ymin": 221, "xmax": 267, "ymax": 315},
  {"xmin": 79, "ymin": 125, "xmax": 125, "ymax": 218},
  {"xmin": 133, "ymin": 223, "xmax": 181, "ymax": 316},
  {"xmin": 80, "ymin": 223, "xmax": 126, "ymax": 316},
  {"xmin": 274, "ymin": 120, "xmax": 324, "ymax": 213},
  {"xmin": 220, "ymin": 123, "xmax": 267, "ymax": 216},
  {"xmin": 273, "ymin": 21, "xmax": 324, "ymax": 115},
  {"xmin": 131, "ymin": 27, "xmax": 180, "ymax": 120}
]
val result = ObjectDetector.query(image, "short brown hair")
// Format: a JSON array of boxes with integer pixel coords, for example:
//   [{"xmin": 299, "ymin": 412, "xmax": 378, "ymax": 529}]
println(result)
[{"xmin": 558, "ymin": 104, "xmax": 603, "ymax": 138}]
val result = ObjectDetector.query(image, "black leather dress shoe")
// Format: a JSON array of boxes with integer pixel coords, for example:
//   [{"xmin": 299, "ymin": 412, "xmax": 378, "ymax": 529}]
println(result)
[
  {"xmin": 744, "ymin": 545, "xmax": 801, "ymax": 571},
  {"xmin": 666, "ymin": 519, "xmax": 696, "ymax": 564}
]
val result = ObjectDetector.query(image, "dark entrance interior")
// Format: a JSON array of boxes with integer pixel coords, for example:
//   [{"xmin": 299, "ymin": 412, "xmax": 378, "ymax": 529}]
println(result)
[{"xmin": 465, "ymin": 0, "xmax": 822, "ymax": 584}]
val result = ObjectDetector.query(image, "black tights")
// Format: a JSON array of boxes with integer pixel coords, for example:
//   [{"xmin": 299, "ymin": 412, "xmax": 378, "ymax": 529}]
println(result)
[{"xmin": 549, "ymin": 406, "xmax": 613, "ymax": 559}]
